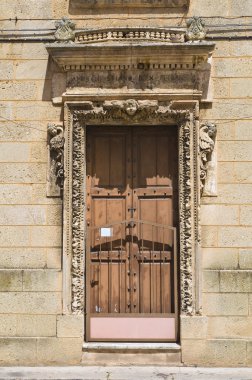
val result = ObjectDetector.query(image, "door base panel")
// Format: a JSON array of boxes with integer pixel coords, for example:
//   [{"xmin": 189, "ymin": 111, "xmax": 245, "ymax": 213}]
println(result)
[{"xmin": 89, "ymin": 317, "xmax": 176, "ymax": 341}]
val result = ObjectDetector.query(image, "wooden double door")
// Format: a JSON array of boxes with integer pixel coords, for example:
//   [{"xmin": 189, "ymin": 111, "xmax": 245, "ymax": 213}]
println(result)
[{"xmin": 86, "ymin": 125, "xmax": 178, "ymax": 342}]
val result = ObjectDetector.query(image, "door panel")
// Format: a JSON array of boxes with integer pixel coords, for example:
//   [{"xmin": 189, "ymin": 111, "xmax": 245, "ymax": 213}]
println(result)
[{"xmin": 86, "ymin": 125, "xmax": 178, "ymax": 342}]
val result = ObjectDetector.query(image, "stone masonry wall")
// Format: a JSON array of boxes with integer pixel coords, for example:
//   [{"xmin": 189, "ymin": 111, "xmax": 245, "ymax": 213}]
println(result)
[{"xmin": 0, "ymin": 0, "xmax": 251, "ymax": 366}]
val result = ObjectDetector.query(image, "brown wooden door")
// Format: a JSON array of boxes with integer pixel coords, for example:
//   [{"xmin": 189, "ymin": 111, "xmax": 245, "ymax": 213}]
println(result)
[{"xmin": 86, "ymin": 126, "xmax": 178, "ymax": 342}]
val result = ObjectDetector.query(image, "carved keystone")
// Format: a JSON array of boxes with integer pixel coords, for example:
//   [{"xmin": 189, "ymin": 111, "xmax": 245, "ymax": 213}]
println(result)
[
  {"xmin": 47, "ymin": 123, "xmax": 64, "ymax": 197},
  {"xmin": 186, "ymin": 16, "xmax": 207, "ymax": 42},
  {"xmin": 55, "ymin": 17, "xmax": 75, "ymax": 42}
]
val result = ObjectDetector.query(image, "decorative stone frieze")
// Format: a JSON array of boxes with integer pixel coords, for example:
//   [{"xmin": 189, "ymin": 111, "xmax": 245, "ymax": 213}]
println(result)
[
  {"xmin": 55, "ymin": 17, "xmax": 75, "ymax": 42},
  {"xmin": 63, "ymin": 99, "xmax": 201, "ymax": 317},
  {"xmin": 47, "ymin": 123, "xmax": 64, "ymax": 197},
  {"xmin": 186, "ymin": 16, "xmax": 207, "ymax": 42},
  {"xmin": 199, "ymin": 122, "xmax": 217, "ymax": 195}
]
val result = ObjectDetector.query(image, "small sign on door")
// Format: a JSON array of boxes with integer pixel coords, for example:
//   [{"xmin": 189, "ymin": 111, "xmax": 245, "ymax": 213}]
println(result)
[{"xmin": 100, "ymin": 227, "xmax": 113, "ymax": 237}]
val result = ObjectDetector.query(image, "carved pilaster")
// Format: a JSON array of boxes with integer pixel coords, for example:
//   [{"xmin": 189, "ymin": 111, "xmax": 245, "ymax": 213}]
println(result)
[
  {"xmin": 47, "ymin": 123, "xmax": 64, "ymax": 197},
  {"xmin": 199, "ymin": 122, "xmax": 217, "ymax": 195}
]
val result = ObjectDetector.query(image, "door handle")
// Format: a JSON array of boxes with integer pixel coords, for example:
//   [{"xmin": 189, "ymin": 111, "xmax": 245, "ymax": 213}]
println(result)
[{"xmin": 90, "ymin": 280, "xmax": 99, "ymax": 287}]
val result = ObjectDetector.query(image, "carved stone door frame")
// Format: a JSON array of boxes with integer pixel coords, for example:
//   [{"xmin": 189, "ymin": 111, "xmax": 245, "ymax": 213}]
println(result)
[{"xmin": 62, "ymin": 97, "xmax": 202, "ymax": 322}]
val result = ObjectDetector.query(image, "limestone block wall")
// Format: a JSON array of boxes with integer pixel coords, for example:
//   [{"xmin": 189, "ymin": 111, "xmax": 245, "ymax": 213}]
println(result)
[{"xmin": 0, "ymin": 0, "xmax": 251, "ymax": 366}]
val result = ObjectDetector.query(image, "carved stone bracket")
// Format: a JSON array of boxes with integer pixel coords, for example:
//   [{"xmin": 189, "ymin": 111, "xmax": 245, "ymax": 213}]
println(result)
[
  {"xmin": 47, "ymin": 123, "xmax": 65, "ymax": 197},
  {"xmin": 63, "ymin": 99, "xmax": 200, "ymax": 316},
  {"xmin": 199, "ymin": 122, "xmax": 217, "ymax": 195}
]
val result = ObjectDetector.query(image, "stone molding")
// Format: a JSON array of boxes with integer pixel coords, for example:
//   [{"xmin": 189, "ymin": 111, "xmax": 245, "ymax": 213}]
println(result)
[
  {"xmin": 70, "ymin": 0, "xmax": 189, "ymax": 8},
  {"xmin": 63, "ymin": 98, "xmax": 201, "ymax": 317}
]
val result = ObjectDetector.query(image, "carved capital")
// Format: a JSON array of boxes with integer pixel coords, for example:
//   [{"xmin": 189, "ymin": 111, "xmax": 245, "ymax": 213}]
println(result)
[
  {"xmin": 55, "ymin": 17, "xmax": 75, "ymax": 42},
  {"xmin": 186, "ymin": 16, "xmax": 207, "ymax": 42},
  {"xmin": 47, "ymin": 123, "xmax": 65, "ymax": 196},
  {"xmin": 199, "ymin": 122, "xmax": 217, "ymax": 194}
]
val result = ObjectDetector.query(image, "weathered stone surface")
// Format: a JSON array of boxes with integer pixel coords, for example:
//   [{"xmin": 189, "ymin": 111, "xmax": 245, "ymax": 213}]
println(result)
[
  {"xmin": 201, "ymin": 205, "xmax": 239, "ymax": 226},
  {"xmin": 0, "ymin": 163, "xmax": 46, "ymax": 184},
  {"xmin": 15, "ymin": 60, "xmax": 51, "ymax": 80},
  {"xmin": 217, "ymin": 122, "xmax": 236, "ymax": 141},
  {"xmin": 230, "ymin": 78, "xmax": 252, "ymax": 98},
  {"xmin": 0, "ymin": 248, "xmax": 47, "ymax": 269},
  {"xmin": 203, "ymin": 270, "xmax": 220, "ymax": 292},
  {"xmin": 202, "ymin": 248, "xmax": 238, "ymax": 270},
  {"xmin": 234, "ymin": 162, "xmax": 252, "ymax": 183},
  {"xmin": 220, "ymin": 271, "xmax": 252, "ymax": 292},
  {"xmin": 23, "ymin": 270, "xmax": 62, "ymax": 291},
  {"xmin": 0, "ymin": 315, "xmax": 17, "ymax": 337},
  {"xmin": 31, "ymin": 184, "xmax": 63, "ymax": 205},
  {"xmin": 218, "ymin": 163, "xmax": 235, "ymax": 184},
  {"xmin": 202, "ymin": 184, "xmax": 252, "ymax": 205},
  {"xmin": 201, "ymin": 226, "xmax": 218, "ymax": 247},
  {"xmin": 30, "ymin": 226, "xmax": 62, "ymax": 247},
  {"xmin": 239, "ymin": 249, "xmax": 252, "ymax": 270},
  {"xmin": 0, "ymin": 121, "xmax": 46, "ymax": 142},
  {"xmin": 229, "ymin": 0, "xmax": 252, "ymax": 15},
  {"xmin": 212, "ymin": 78, "xmax": 229, "ymax": 98},
  {"xmin": 230, "ymin": 40, "xmax": 252, "ymax": 57},
  {"xmin": 182, "ymin": 339, "xmax": 246, "ymax": 366},
  {"xmin": 203, "ymin": 293, "xmax": 248, "ymax": 316},
  {"xmin": 240, "ymin": 206, "xmax": 252, "ymax": 226},
  {"xmin": 235, "ymin": 121, "xmax": 252, "ymax": 140},
  {"xmin": 46, "ymin": 248, "xmax": 61, "ymax": 269},
  {"xmin": 0, "ymin": 43, "xmax": 48, "ymax": 60},
  {"xmin": 218, "ymin": 141, "xmax": 252, "ymax": 161},
  {"xmin": 0, "ymin": 292, "xmax": 62, "ymax": 314},
  {"xmin": 247, "ymin": 341, "xmax": 252, "ymax": 366},
  {"xmin": 180, "ymin": 316, "xmax": 208, "ymax": 339},
  {"xmin": 57, "ymin": 315, "xmax": 84, "ymax": 338},
  {"xmin": 47, "ymin": 205, "xmax": 63, "ymax": 225},
  {"xmin": 214, "ymin": 58, "xmax": 252, "ymax": 78},
  {"xmin": 188, "ymin": 0, "xmax": 229, "ymax": 16},
  {"xmin": 218, "ymin": 227, "xmax": 252, "ymax": 248},
  {"xmin": 13, "ymin": 102, "xmax": 61, "ymax": 121},
  {"xmin": 0, "ymin": 205, "xmax": 46, "ymax": 225},
  {"xmin": 0, "ymin": 62, "xmax": 14, "ymax": 80},
  {"xmin": 0, "ymin": 81, "xmax": 39, "ymax": 101},
  {"xmin": 37, "ymin": 338, "xmax": 83, "ymax": 365},
  {"xmin": 200, "ymin": 100, "xmax": 251, "ymax": 120},
  {"xmin": 30, "ymin": 142, "xmax": 48, "ymax": 163},
  {"xmin": 16, "ymin": 315, "xmax": 56, "ymax": 337},
  {"xmin": 0, "ymin": 0, "xmax": 52, "ymax": 19},
  {"xmin": 0, "ymin": 226, "xmax": 30, "ymax": 247},
  {"xmin": 0, "ymin": 338, "xmax": 37, "ymax": 365},
  {"xmin": 207, "ymin": 316, "xmax": 252, "ymax": 339},
  {"xmin": 0, "ymin": 185, "xmax": 32, "ymax": 205},
  {"xmin": 0, "ymin": 143, "xmax": 30, "ymax": 162},
  {"xmin": 0, "ymin": 270, "xmax": 22, "ymax": 291}
]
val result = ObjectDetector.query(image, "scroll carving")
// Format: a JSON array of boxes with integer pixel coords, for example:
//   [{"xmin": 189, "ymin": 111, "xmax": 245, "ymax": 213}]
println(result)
[
  {"xmin": 47, "ymin": 123, "xmax": 64, "ymax": 197},
  {"xmin": 186, "ymin": 16, "xmax": 206, "ymax": 42},
  {"xmin": 199, "ymin": 122, "xmax": 217, "ymax": 194},
  {"xmin": 69, "ymin": 99, "xmax": 198, "ymax": 316}
]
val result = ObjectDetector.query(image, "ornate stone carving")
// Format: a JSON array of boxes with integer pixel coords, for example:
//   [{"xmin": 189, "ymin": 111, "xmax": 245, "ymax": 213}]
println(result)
[
  {"xmin": 67, "ymin": 99, "xmax": 199, "ymax": 316},
  {"xmin": 186, "ymin": 17, "xmax": 206, "ymax": 42},
  {"xmin": 55, "ymin": 17, "xmax": 75, "ymax": 42},
  {"xmin": 47, "ymin": 123, "xmax": 64, "ymax": 196},
  {"xmin": 199, "ymin": 122, "xmax": 217, "ymax": 194}
]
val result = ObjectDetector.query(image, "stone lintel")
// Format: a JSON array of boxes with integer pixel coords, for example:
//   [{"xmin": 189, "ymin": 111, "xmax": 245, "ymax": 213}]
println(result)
[{"xmin": 46, "ymin": 42, "xmax": 215, "ymax": 72}]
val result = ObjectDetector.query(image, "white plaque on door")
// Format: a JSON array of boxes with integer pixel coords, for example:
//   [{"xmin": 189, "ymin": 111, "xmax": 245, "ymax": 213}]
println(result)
[{"xmin": 100, "ymin": 227, "xmax": 113, "ymax": 237}]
